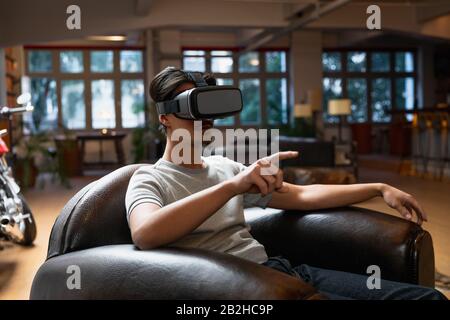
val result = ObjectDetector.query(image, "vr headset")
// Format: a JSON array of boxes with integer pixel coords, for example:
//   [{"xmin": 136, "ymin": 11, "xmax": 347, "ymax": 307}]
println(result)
[{"xmin": 155, "ymin": 71, "xmax": 243, "ymax": 120}]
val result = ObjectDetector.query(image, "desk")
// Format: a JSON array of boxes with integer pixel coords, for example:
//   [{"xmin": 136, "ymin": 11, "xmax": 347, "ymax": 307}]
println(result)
[{"xmin": 77, "ymin": 131, "xmax": 127, "ymax": 169}]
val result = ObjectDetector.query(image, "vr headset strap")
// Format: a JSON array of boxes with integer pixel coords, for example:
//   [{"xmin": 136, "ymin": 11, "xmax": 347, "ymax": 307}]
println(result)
[
  {"xmin": 156, "ymin": 100, "xmax": 179, "ymax": 115},
  {"xmin": 186, "ymin": 71, "xmax": 208, "ymax": 87}
]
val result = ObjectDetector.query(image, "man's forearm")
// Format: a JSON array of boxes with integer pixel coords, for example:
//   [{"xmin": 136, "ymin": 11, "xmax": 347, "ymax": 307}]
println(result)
[
  {"xmin": 269, "ymin": 182, "xmax": 385, "ymax": 211},
  {"xmin": 133, "ymin": 181, "xmax": 237, "ymax": 249}
]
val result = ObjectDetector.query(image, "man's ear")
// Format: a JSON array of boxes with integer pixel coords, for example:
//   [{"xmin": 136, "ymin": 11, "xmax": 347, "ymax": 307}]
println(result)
[{"xmin": 159, "ymin": 114, "xmax": 170, "ymax": 128}]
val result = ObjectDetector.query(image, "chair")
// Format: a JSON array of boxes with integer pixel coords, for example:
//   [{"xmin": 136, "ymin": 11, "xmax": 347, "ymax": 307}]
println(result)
[{"xmin": 30, "ymin": 164, "xmax": 435, "ymax": 299}]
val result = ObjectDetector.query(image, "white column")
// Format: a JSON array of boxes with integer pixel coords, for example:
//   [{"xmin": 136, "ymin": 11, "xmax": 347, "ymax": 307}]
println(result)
[
  {"xmin": 417, "ymin": 45, "xmax": 435, "ymax": 108},
  {"xmin": 144, "ymin": 29, "xmax": 157, "ymax": 101},
  {"xmin": 159, "ymin": 30, "xmax": 181, "ymax": 70},
  {"xmin": 289, "ymin": 31, "xmax": 324, "ymax": 135}
]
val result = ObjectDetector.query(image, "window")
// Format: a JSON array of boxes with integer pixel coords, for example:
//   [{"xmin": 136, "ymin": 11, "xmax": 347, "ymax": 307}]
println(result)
[
  {"xmin": 182, "ymin": 49, "xmax": 289, "ymax": 126},
  {"xmin": 120, "ymin": 50, "xmax": 143, "ymax": 73},
  {"xmin": 61, "ymin": 80, "xmax": 85, "ymax": 129},
  {"xmin": 183, "ymin": 50, "xmax": 206, "ymax": 72},
  {"xmin": 371, "ymin": 78, "xmax": 391, "ymax": 122},
  {"xmin": 347, "ymin": 78, "xmax": 368, "ymax": 123},
  {"xmin": 25, "ymin": 48, "xmax": 145, "ymax": 132},
  {"xmin": 322, "ymin": 52, "xmax": 341, "ymax": 72},
  {"xmin": 322, "ymin": 50, "xmax": 416, "ymax": 123},
  {"xmin": 322, "ymin": 78, "xmax": 343, "ymax": 123},
  {"xmin": 347, "ymin": 52, "xmax": 366, "ymax": 72},
  {"xmin": 28, "ymin": 50, "xmax": 52, "ymax": 73},
  {"xmin": 266, "ymin": 78, "xmax": 288, "ymax": 125},
  {"xmin": 239, "ymin": 52, "xmax": 260, "ymax": 73},
  {"xmin": 23, "ymin": 78, "xmax": 58, "ymax": 132},
  {"xmin": 92, "ymin": 79, "xmax": 115, "ymax": 129},
  {"xmin": 371, "ymin": 52, "xmax": 390, "ymax": 72},
  {"xmin": 90, "ymin": 51, "xmax": 113, "ymax": 73},
  {"xmin": 211, "ymin": 51, "xmax": 233, "ymax": 73},
  {"xmin": 121, "ymin": 79, "xmax": 146, "ymax": 128},
  {"xmin": 60, "ymin": 51, "xmax": 83, "ymax": 73},
  {"xmin": 240, "ymin": 79, "xmax": 261, "ymax": 124}
]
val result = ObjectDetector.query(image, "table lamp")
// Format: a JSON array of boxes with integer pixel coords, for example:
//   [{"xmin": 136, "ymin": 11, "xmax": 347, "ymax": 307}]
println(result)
[
  {"xmin": 328, "ymin": 99, "xmax": 351, "ymax": 143},
  {"xmin": 307, "ymin": 89, "xmax": 322, "ymax": 113},
  {"xmin": 293, "ymin": 103, "xmax": 314, "ymax": 137},
  {"xmin": 294, "ymin": 103, "xmax": 312, "ymax": 118}
]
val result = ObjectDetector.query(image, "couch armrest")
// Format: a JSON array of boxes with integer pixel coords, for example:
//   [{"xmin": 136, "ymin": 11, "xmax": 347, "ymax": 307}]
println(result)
[
  {"xmin": 246, "ymin": 206, "xmax": 435, "ymax": 287},
  {"xmin": 30, "ymin": 244, "xmax": 326, "ymax": 300}
]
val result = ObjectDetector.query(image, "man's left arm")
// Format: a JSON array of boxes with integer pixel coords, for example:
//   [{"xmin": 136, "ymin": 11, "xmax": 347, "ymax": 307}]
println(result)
[{"xmin": 268, "ymin": 182, "xmax": 428, "ymax": 225}]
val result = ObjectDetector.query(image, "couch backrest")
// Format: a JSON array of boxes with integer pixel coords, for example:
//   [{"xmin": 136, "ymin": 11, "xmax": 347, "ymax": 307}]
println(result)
[
  {"xmin": 278, "ymin": 136, "xmax": 335, "ymax": 167},
  {"xmin": 47, "ymin": 164, "xmax": 146, "ymax": 259}
]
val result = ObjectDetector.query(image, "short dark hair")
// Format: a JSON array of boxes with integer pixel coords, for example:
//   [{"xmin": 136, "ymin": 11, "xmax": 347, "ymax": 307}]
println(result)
[{"xmin": 149, "ymin": 66, "xmax": 216, "ymax": 102}]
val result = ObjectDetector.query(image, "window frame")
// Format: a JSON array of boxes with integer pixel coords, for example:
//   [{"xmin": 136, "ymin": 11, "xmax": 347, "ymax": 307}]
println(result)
[
  {"xmin": 322, "ymin": 48, "xmax": 417, "ymax": 124},
  {"xmin": 182, "ymin": 47, "xmax": 290, "ymax": 128},
  {"xmin": 24, "ymin": 46, "xmax": 147, "ymax": 132}
]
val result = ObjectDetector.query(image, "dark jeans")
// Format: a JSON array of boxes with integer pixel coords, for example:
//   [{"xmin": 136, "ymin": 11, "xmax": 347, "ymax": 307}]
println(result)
[{"xmin": 263, "ymin": 256, "xmax": 447, "ymax": 300}]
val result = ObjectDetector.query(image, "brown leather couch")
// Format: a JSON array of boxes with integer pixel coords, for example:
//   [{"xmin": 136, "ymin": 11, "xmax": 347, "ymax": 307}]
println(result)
[{"xmin": 30, "ymin": 164, "xmax": 435, "ymax": 299}]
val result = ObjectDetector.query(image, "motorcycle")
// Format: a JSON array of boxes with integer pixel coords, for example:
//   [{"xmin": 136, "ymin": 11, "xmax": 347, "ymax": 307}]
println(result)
[{"xmin": 0, "ymin": 93, "xmax": 36, "ymax": 246}]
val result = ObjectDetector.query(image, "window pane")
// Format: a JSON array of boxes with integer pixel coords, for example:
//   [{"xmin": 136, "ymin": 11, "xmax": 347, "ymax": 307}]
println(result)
[
  {"xmin": 347, "ymin": 52, "xmax": 366, "ymax": 72},
  {"xmin": 266, "ymin": 78, "xmax": 288, "ymax": 125},
  {"xmin": 60, "ymin": 51, "xmax": 83, "ymax": 73},
  {"xmin": 215, "ymin": 79, "xmax": 235, "ymax": 126},
  {"xmin": 211, "ymin": 50, "xmax": 232, "ymax": 56},
  {"xmin": 395, "ymin": 52, "xmax": 414, "ymax": 72},
  {"xmin": 183, "ymin": 56, "xmax": 205, "ymax": 72},
  {"xmin": 239, "ymin": 79, "xmax": 260, "ymax": 124},
  {"xmin": 91, "ymin": 51, "xmax": 113, "ymax": 73},
  {"xmin": 24, "ymin": 78, "xmax": 58, "ymax": 133},
  {"xmin": 216, "ymin": 78, "xmax": 233, "ymax": 86},
  {"xmin": 396, "ymin": 77, "xmax": 415, "ymax": 121},
  {"xmin": 347, "ymin": 78, "xmax": 367, "ymax": 123},
  {"xmin": 28, "ymin": 50, "xmax": 52, "ymax": 72},
  {"xmin": 323, "ymin": 78, "xmax": 343, "ymax": 123},
  {"xmin": 211, "ymin": 56, "xmax": 233, "ymax": 73},
  {"xmin": 121, "ymin": 80, "xmax": 145, "ymax": 128},
  {"xmin": 266, "ymin": 51, "xmax": 286, "ymax": 72},
  {"xmin": 92, "ymin": 80, "xmax": 115, "ymax": 129},
  {"xmin": 322, "ymin": 52, "xmax": 341, "ymax": 72},
  {"xmin": 120, "ymin": 50, "xmax": 143, "ymax": 72},
  {"xmin": 61, "ymin": 80, "xmax": 85, "ymax": 129},
  {"xmin": 371, "ymin": 78, "xmax": 391, "ymax": 122},
  {"xmin": 371, "ymin": 52, "xmax": 390, "ymax": 72},
  {"xmin": 239, "ymin": 52, "xmax": 259, "ymax": 72},
  {"xmin": 184, "ymin": 50, "xmax": 205, "ymax": 56}
]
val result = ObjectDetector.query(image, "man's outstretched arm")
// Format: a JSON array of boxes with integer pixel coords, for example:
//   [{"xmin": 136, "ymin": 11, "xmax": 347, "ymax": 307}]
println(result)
[
  {"xmin": 129, "ymin": 152, "xmax": 298, "ymax": 250},
  {"xmin": 268, "ymin": 182, "xmax": 428, "ymax": 225}
]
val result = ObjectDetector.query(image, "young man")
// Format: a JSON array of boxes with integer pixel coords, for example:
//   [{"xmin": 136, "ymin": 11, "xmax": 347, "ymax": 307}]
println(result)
[{"xmin": 125, "ymin": 67, "xmax": 446, "ymax": 300}]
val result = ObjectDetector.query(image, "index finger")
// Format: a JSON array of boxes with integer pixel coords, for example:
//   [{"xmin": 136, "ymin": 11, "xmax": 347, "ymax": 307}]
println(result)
[
  {"xmin": 267, "ymin": 151, "xmax": 299, "ymax": 162},
  {"xmin": 408, "ymin": 199, "xmax": 428, "ymax": 222}
]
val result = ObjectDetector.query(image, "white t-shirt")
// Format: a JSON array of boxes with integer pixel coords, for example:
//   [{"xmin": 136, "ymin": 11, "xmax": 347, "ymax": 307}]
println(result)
[{"xmin": 125, "ymin": 155, "xmax": 271, "ymax": 264}]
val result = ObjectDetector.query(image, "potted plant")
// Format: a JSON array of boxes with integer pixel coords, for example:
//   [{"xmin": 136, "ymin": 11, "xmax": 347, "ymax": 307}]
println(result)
[
  {"xmin": 13, "ymin": 131, "xmax": 72, "ymax": 189},
  {"xmin": 54, "ymin": 127, "xmax": 81, "ymax": 178},
  {"xmin": 13, "ymin": 132, "xmax": 50, "ymax": 189}
]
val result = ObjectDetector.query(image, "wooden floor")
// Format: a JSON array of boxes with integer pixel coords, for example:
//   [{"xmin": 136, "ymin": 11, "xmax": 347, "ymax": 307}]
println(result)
[{"xmin": 0, "ymin": 168, "xmax": 449, "ymax": 300}]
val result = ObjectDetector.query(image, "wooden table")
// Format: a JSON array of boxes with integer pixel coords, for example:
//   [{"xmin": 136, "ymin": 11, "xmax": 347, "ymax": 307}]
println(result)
[{"xmin": 77, "ymin": 131, "xmax": 127, "ymax": 170}]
